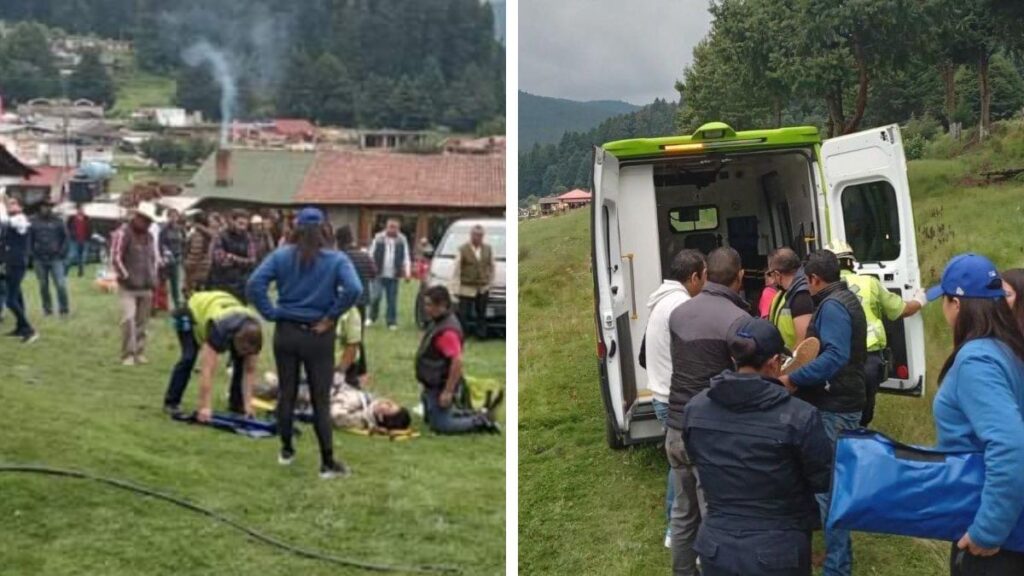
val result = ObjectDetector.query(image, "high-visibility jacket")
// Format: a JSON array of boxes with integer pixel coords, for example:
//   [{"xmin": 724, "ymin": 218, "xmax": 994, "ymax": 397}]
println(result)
[
  {"xmin": 768, "ymin": 270, "xmax": 810, "ymax": 349},
  {"xmin": 840, "ymin": 269, "xmax": 907, "ymax": 352},
  {"xmin": 189, "ymin": 291, "xmax": 257, "ymax": 345}
]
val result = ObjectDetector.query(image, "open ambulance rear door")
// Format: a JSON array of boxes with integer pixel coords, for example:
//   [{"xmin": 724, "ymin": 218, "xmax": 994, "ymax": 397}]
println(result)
[{"xmin": 821, "ymin": 124, "xmax": 926, "ymax": 396}]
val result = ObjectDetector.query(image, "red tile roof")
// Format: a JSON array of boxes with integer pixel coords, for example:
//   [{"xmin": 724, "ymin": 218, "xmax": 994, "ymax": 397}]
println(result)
[
  {"xmin": 297, "ymin": 150, "xmax": 505, "ymax": 208},
  {"xmin": 558, "ymin": 188, "xmax": 592, "ymax": 201},
  {"xmin": 273, "ymin": 119, "xmax": 317, "ymax": 138},
  {"xmin": 20, "ymin": 165, "xmax": 70, "ymax": 188}
]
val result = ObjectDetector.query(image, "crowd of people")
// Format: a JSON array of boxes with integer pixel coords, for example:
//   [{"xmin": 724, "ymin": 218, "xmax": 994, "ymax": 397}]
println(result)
[
  {"xmin": 644, "ymin": 243, "xmax": 1024, "ymax": 576},
  {"xmin": 0, "ymin": 196, "xmax": 503, "ymax": 480}
]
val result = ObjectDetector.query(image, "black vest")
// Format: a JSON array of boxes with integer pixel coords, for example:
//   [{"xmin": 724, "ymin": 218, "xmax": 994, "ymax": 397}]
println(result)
[
  {"xmin": 209, "ymin": 230, "xmax": 253, "ymax": 293},
  {"xmin": 416, "ymin": 312, "xmax": 464, "ymax": 389},
  {"xmin": 801, "ymin": 281, "xmax": 868, "ymax": 413}
]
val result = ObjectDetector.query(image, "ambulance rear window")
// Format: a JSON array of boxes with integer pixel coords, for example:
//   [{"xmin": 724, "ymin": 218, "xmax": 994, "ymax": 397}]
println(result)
[
  {"xmin": 841, "ymin": 181, "xmax": 901, "ymax": 262},
  {"xmin": 668, "ymin": 206, "xmax": 718, "ymax": 233}
]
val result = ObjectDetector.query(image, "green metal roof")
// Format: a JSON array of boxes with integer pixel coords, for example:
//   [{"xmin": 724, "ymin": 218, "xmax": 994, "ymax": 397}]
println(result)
[
  {"xmin": 185, "ymin": 149, "xmax": 315, "ymax": 205},
  {"xmin": 603, "ymin": 123, "xmax": 821, "ymax": 160}
]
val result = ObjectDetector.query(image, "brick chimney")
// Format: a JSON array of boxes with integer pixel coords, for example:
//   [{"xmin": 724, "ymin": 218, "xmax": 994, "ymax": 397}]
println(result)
[{"xmin": 215, "ymin": 148, "xmax": 232, "ymax": 187}]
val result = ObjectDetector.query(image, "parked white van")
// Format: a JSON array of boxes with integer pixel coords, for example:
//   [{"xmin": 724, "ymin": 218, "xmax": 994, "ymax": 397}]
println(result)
[{"xmin": 591, "ymin": 122, "xmax": 925, "ymax": 448}]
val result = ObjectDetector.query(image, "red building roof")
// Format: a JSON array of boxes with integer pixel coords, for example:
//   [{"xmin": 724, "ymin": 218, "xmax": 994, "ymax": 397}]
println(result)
[
  {"xmin": 297, "ymin": 150, "xmax": 505, "ymax": 208},
  {"xmin": 558, "ymin": 189, "xmax": 592, "ymax": 201},
  {"xmin": 272, "ymin": 119, "xmax": 317, "ymax": 138},
  {"xmin": 19, "ymin": 165, "xmax": 69, "ymax": 188}
]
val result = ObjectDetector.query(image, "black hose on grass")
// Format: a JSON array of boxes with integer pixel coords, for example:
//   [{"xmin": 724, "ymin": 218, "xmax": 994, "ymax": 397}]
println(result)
[{"xmin": 0, "ymin": 464, "xmax": 459, "ymax": 574}]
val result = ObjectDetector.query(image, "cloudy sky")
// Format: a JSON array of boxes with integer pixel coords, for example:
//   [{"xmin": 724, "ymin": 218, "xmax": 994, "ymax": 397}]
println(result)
[{"xmin": 519, "ymin": 0, "xmax": 712, "ymax": 105}]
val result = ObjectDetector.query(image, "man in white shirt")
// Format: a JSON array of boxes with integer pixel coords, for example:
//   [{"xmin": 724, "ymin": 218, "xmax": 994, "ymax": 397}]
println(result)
[
  {"xmin": 642, "ymin": 248, "xmax": 706, "ymax": 548},
  {"xmin": 368, "ymin": 218, "xmax": 411, "ymax": 330}
]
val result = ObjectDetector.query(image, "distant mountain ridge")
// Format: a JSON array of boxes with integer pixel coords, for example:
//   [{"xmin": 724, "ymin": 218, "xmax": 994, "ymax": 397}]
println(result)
[{"xmin": 519, "ymin": 91, "xmax": 640, "ymax": 148}]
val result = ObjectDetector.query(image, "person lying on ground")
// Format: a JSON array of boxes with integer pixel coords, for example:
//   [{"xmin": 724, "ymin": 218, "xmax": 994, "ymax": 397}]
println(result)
[
  {"xmin": 330, "ymin": 380, "xmax": 412, "ymax": 433},
  {"xmin": 163, "ymin": 290, "xmax": 263, "ymax": 421},
  {"xmin": 682, "ymin": 317, "xmax": 832, "ymax": 576},
  {"xmin": 417, "ymin": 285, "xmax": 500, "ymax": 434}
]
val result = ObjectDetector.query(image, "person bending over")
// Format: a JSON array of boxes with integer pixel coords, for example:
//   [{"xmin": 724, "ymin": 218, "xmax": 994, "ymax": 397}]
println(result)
[
  {"xmin": 163, "ymin": 290, "xmax": 263, "ymax": 420},
  {"xmin": 417, "ymin": 285, "xmax": 499, "ymax": 434}
]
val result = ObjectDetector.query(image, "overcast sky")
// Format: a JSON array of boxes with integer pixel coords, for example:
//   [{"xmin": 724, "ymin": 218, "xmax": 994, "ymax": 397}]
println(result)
[{"xmin": 519, "ymin": 0, "xmax": 712, "ymax": 105}]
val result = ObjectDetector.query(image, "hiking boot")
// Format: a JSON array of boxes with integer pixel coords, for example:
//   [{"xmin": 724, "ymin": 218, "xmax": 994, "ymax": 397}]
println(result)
[
  {"xmin": 319, "ymin": 460, "xmax": 352, "ymax": 480},
  {"xmin": 122, "ymin": 357, "xmax": 136, "ymax": 366},
  {"xmin": 278, "ymin": 448, "xmax": 295, "ymax": 466},
  {"xmin": 21, "ymin": 331, "xmax": 38, "ymax": 344}
]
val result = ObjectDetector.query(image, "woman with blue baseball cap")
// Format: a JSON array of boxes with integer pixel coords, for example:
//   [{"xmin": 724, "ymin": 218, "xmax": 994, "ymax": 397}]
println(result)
[
  {"xmin": 247, "ymin": 207, "xmax": 363, "ymax": 480},
  {"xmin": 928, "ymin": 253, "xmax": 1024, "ymax": 575}
]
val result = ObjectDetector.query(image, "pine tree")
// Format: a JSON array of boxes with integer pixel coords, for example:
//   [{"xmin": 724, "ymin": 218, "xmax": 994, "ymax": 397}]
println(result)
[{"xmin": 68, "ymin": 48, "xmax": 117, "ymax": 107}]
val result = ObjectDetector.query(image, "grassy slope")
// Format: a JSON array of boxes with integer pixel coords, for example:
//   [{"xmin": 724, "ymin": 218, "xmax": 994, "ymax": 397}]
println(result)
[
  {"xmin": 518, "ymin": 121, "xmax": 1024, "ymax": 575},
  {"xmin": 0, "ymin": 274, "xmax": 504, "ymax": 575},
  {"xmin": 111, "ymin": 63, "xmax": 177, "ymax": 118}
]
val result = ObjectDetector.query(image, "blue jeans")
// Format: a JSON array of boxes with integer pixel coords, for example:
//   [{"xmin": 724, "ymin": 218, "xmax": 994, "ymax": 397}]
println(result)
[
  {"xmin": 371, "ymin": 277, "xmax": 400, "ymax": 327},
  {"xmin": 66, "ymin": 241, "xmax": 88, "ymax": 277},
  {"xmin": 166, "ymin": 263, "xmax": 183, "ymax": 309},
  {"xmin": 34, "ymin": 258, "xmax": 69, "ymax": 315},
  {"xmin": 5, "ymin": 265, "xmax": 32, "ymax": 335},
  {"xmin": 653, "ymin": 399, "xmax": 676, "ymax": 537},
  {"xmin": 817, "ymin": 410, "xmax": 861, "ymax": 576},
  {"xmin": 422, "ymin": 387, "xmax": 484, "ymax": 434}
]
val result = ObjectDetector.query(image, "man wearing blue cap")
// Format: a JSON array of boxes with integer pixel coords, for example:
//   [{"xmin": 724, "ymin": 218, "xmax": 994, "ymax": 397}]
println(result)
[
  {"xmin": 248, "ymin": 207, "xmax": 363, "ymax": 479},
  {"xmin": 683, "ymin": 317, "xmax": 832, "ymax": 576},
  {"xmin": 778, "ymin": 249, "xmax": 867, "ymax": 576},
  {"xmin": 927, "ymin": 253, "xmax": 1024, "ymax": 574}
]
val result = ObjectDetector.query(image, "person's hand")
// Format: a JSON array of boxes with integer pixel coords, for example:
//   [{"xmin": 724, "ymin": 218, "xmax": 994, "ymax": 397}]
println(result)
[
  {"xmin": 197, "ymin": 407, "xmax": 213, "ymax": 423},
  {"xmin": 779, "ymin": 375, "xmax": 797, "ymax": 394},
  {"xmin": 912, "ymin": 288, "xmax": 928, "ymax": 308},
  {"xmin": 312, "ymin": 318, "xmax": 335, "ymax": 335},
  {"xmin": 439, "ymin": 390, "xmax": 454, "ymax": 409},
  {"xmin": 958, "ymin": 532, "xmax": 999, "ymax": 557}
]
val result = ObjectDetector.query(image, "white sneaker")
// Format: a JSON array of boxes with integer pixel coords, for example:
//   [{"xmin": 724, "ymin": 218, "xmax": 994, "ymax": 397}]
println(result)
[
  {"xmin": 278, "ymin": 449, "xmax": 295, "ymax": 466},
  {"xmin": 664, "ymin": 534, "xmax": 671, "ymax": 549},
  {"xmin": 364, "ymin": 319, "xmax": 374, "ymax": 327},
  {"xmin": 388, "ymin": 325, "xmax": 398, "ymax": 331},
  {"xmin": 135, "ymin": 355, "xmax": 149, "ymax": 365},
  {"xmin": 122, "ymin": 357, "xmax": 136, "ymax": 366}
]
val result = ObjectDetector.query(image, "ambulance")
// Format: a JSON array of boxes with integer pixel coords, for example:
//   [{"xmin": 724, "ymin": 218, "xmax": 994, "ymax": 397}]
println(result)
[{"xmin": 591, "ymin": 122, "xmax": 925, "ymax": 448}]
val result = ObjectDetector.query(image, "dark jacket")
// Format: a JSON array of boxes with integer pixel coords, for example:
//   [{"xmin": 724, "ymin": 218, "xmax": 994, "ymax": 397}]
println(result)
[
  {"xmin": 29, "ymin": 213, "xmax": 68, "ymax": 260},
  {"xmin": 791, "ymin": 281, "xmax": 868, "ymax": 413},
  {"xmin": 416, "ymin": 312, "xmax": 463, "ymax": 389},
  {"xmin": 683, "ymin": 370, "xmax": 832, "ymax": 532},
  {"xmin": 344, "ymin": 248, "xmax": 377, "ymax": 307},
  {"xmin": 666, "ymin": 282, "xmax": 750, "ymax": 430},
  {"xmin": 160, "ymin": 223, "xmax": 186, "ymax": 263},
  {"xmin": 1, "ymin": 217, "xmax": 30, "ymax": 267}
]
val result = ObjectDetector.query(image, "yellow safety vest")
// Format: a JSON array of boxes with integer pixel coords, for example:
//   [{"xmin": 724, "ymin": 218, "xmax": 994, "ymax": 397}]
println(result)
[
  {"xmin": 841, "ymin": 270, "xmax": 904, "ymax": 352},
  {"xmin": 188, "ymin": 291, "xmax": 256, "ymax": 344},
  {"xmin": 769, "ymin": 290, "xmax": 798, "ymax": 349}
]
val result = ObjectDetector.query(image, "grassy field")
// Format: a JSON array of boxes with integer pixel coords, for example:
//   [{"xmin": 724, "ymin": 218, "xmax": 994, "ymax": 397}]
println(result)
[
  {"xmin": 518, "ymin": 121, "xmax": 1024, "ymax": 575},
  {"xmin": 111, "ymin": 65, "xmax": 177, "ymax": 118},
  {"xmin": 0, "ymin": 273, "xmax": 505, "ymax": 575}
]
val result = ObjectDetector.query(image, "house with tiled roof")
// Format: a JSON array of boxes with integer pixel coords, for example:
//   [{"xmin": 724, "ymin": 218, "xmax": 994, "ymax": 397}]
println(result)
[
  {"xmin": 186, "ymin": 148, "xmax": 505, "ymax": 245},
  {"xmin": 558, "ymin": 188, "xmax": 592, "ymax": 209}
]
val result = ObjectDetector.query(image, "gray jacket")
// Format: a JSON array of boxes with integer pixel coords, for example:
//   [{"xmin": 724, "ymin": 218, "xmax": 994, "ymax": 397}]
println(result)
[{"xmin": 666, "ymin": 282, "xmax": 750, "ymax": 430}]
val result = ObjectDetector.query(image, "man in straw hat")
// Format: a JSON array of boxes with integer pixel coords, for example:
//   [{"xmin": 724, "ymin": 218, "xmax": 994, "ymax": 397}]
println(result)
[{"xmin": 111, "ymin": 202, "xmax": 162, "ymax": 366}]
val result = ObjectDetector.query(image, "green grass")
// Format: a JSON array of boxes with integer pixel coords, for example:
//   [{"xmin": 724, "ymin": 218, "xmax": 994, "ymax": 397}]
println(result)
[
  {"xmin": 112, "ymin": 66, "xmax": 177, "ymax": 118},
  {"xmin": 0, "ymin": 273, "xmax": 505, "ymax": 575},
  {"xmin": 518, "ymin": 122, "xmax": 1024, "ymax": 575}
]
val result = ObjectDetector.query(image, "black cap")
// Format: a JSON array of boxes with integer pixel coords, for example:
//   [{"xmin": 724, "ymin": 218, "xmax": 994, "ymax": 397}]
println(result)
[{"xmin": 727, "ymin": 317, "xmax": 792, "ymax": 362}]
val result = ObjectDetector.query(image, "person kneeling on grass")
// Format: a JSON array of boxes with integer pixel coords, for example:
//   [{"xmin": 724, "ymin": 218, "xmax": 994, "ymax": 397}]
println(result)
[
  {"xmin": 163, "ymin": 290, "xmax": 263, "ymax": 421},
  {"xmin": 417, "ymin": 285, "xmax": 500, "ymax": 434}
]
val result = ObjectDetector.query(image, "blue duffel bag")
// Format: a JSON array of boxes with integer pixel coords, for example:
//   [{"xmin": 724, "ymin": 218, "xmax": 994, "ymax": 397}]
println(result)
[{"xmin": 828, "ymin": 429, "xmax": 1024, "ymax": 552}]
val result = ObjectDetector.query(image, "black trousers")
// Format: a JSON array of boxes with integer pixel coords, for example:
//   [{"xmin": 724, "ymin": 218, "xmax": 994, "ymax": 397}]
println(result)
[
  {"xmin": 457, "ymin": 291, "xmax": 489, "ymax": 339},
  {"xmin": 354, "ymin": 303, "xmax": 368, "ymax": 378},
  {"xmin": 861, "ymin": 350, "xmax": 887, "ymax": 427},
  {"xmin": 163, "ymin": 308, "xmax": 244, "ymax": 411},
  {"xmin": 950, "ymin": 543, "xmax": 1024, "ymax": 575},
  {"xmin": 274, "ymin": 321, "xmax": 335, "ymax": 465}
]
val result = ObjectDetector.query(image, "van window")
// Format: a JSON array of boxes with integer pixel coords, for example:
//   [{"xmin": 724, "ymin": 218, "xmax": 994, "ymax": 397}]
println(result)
[
  {"xmin": 668, "ymin": 206, "xmax": 718, "ymax": 233},
  {"xmin": 841, "ymin": 180, "xmax": 900, "ymax": 262}
]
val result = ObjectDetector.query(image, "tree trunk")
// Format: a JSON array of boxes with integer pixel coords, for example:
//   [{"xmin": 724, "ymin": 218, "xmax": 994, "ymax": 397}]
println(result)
[
  {"xmin": 773, "ymin": 97, "xmax": 782, "ymax": 128},
  {"xmin": 979, "ymin": 53, "xmax": 991, "ymax": 142},
  {"xmin": 842, "ymin": 38, "xmax": 869, "ymax": 134},
  {"xmin": 940, "ymin": 60, "xmax": 956, "ymax": 132},
  {"xmin": 825, "ymin": 90, "xmax": 845, "ymax": 138}
]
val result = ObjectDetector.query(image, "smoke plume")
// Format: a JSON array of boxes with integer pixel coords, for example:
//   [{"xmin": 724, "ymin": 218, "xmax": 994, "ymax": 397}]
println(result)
[{"xmin": 183, "ymin": 40, "xmax": 237, "ymax": 146}]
